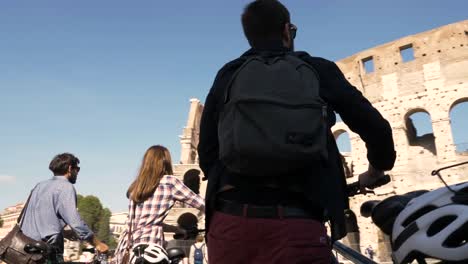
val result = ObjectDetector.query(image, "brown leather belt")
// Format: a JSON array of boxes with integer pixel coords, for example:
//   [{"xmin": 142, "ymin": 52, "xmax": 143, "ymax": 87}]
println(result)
[{"xmin": 215, "ymin": 199, "xmax": 324, "ymax": 221}]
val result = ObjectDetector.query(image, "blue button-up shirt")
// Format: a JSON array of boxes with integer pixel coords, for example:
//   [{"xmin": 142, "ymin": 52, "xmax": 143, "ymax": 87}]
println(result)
[{"xmin": 21, "ymin": 176, "xmax": 93, "ymax": 253}]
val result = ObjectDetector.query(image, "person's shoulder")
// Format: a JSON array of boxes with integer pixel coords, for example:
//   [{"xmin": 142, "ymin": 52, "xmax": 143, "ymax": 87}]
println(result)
[
  {"xmin": 293, "ymin": 51, "xmax": 335, "ymax": 67},
  {"xmin": 160, "ymin": 175, "xmax": 180, "ymax": 185},
  {"xmin": 215, "ymin": 56, "xmax": 247, "ymax": 78},
  {"xmin": 53, "ymin": 178, "xmax": 75, "ymax": 191}
]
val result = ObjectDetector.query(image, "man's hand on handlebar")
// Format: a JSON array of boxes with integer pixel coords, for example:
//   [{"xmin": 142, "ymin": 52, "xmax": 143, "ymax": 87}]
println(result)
[
  {"xmin": 358, "ymin": 164, "xmax": 387, "ymax": 194},
  {"xmin": 92, "ymin": 237, "xmax": 109, "ymax": 253}
]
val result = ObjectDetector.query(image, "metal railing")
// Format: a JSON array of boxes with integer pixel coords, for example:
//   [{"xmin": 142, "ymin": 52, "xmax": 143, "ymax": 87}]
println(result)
[{"xmin": 333, "ymin": 241, "xmax": 378, "ymax": 264}]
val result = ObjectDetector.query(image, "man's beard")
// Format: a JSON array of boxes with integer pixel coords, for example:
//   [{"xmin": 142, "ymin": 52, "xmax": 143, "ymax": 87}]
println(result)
[{"xmin": 68, "ymin": 174, "xmax": 77, "ymax": 184}]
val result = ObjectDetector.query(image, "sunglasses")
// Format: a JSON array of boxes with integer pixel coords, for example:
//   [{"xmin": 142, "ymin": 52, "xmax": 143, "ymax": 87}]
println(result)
[
  {"xmin": 289, "ymin": 24, "xmax": 297, "ymax": 39},
  {"xmin": 74, "ymin": 166, "xmax": 80, "ymax": 172}
]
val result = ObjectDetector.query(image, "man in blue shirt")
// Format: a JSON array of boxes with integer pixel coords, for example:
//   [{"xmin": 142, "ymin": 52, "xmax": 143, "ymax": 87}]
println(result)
[{"xmin": 22, "ymin": 153, "xmax": 108, "ymax": 263}]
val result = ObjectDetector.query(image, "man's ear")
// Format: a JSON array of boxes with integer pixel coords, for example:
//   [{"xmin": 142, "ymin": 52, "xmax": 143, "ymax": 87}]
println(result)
[{"xmin": 282, "ymin": 23, "xmax": 291, "ymax": 47}]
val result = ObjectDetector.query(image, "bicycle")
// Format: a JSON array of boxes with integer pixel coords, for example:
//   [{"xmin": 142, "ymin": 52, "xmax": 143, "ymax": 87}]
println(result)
[
  {"xmin": 68, "ymin": 247, "xmax": 109, "ymax": 264},
  {"xmin": 130, "ymin": 243, "xmax": 187, "ymax": 264},
  {"xmin": 330, "ymin": 173, "xmax": 392, "ymax": 264},
  {"xmin": 21, "ymin": 172, "xmax": 392, "ymax": 264},
  {"xmin": 23, "ymin": 243, "xmax": 110, "ymax": 264},
  {"xmin": 360, "ymin": 161, "xmax": 468, "ymax": 264}
]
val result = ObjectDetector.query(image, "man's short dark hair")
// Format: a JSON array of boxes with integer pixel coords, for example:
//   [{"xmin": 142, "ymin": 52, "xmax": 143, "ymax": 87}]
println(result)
[
  {"xmin": 49, "ymin": 153, "xmax": 80, "ymax": 176},
  {"xmin": 241, "ymin": 0, "xmax": 290, "ymax": 48}
]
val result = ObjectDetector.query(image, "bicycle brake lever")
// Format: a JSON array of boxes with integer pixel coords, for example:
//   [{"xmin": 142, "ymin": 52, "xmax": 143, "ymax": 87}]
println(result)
[
  {"xmin": 367, "ymin": 174, "xmax": 391, "ymax": 189},
  {"xmin": 347, "ymin": 175, "xmax": 390, "ymax": 197},
  {"xmin": 362, "ymin": 189, "xmax": 375, "ymax": 195}
]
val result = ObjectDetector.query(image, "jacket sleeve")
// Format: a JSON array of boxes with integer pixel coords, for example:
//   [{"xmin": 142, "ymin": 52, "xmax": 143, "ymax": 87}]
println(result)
[
  {"xmin": 198, "ymin": 86, "xmax": 220, "ymax": 179},
  {"xmin": 171, "ymin": 176, "xmax": 205, "ymax": 211},
  {"xmin": 57, "ymin": 185, "xmax": 94, "ymax": 242},
  {"xmin": 305, "ymin": 56, "xmax": 396, "ymax": 170},
  {"xmin": 198, "ymin": 60, "xmax": 242, "ymax": 178}
]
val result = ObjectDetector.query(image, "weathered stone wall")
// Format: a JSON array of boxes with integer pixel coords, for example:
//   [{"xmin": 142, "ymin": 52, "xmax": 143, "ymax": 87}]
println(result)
[{"xmin": 334, "ymin": 20, "xmax": 468, "ymax": 262}]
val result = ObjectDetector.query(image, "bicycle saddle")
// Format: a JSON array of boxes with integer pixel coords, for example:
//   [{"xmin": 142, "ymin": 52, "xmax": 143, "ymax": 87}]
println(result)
[{"xmin": 166, "ymin": 247, "xmax": 185, "ymax": 260}]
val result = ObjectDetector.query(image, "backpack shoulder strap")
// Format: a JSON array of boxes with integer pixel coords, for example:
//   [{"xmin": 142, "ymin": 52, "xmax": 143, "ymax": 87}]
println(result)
[{"xmin": 223, "ymin": 55, "xmax": 262, "ymax": 103}]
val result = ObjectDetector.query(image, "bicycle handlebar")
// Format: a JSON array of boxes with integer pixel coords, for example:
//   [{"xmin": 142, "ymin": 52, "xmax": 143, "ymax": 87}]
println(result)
[
  {"xmin": 347, "ymin": 174, "xmax": 391, "ymax": 197},
  {"xmin": 173, "ymin": 227, "xmax": 206, "ymax": 240}
]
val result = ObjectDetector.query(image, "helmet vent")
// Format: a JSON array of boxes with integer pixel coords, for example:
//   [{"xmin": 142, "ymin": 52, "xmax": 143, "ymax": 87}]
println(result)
[
  {"xmin": 402, "ymin": 205, "xmax": 437, "ymax": 227},
  {"xmin": 427, "ymin": 215, "xmax": 457, "ymax": 236},
  {"xmin": 452, "ymin": 186, "xmax": 468, "ymax": 205},
  {"xmin": 444, "ymin": 221, "xmax": 468, "ymax": 248}
]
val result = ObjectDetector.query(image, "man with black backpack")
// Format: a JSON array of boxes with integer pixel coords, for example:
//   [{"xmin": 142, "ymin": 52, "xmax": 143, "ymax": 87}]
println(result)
[{"xmin": 198, "ymin": 1, "xmax": 396, "ymax": 263}]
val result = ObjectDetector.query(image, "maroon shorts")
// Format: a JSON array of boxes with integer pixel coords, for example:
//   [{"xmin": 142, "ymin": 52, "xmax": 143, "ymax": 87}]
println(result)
[{"xmin": 207, "ymin": 211, "xmax": 332, "ymax": 264}]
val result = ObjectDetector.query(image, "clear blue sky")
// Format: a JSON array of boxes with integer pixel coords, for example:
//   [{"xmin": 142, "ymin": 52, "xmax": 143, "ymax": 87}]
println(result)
[{"xmin": 1, "ymin": 0, "xmax": 467, "ymax": 212}]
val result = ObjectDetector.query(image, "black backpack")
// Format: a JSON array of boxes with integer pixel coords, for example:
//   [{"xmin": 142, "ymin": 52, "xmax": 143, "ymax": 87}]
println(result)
[{"xmin": 218, "ymin": 54, "xmax": 328, "ymax": 176}]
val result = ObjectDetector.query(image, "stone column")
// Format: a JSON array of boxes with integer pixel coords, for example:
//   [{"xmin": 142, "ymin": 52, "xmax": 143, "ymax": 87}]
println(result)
[
  {"xmin": 432, "ymin": 116, "xmax": 457, "ymax": 163},
  {"xmin": 179, "ymin": 99, "xmax": 202, "ymax": 164}
]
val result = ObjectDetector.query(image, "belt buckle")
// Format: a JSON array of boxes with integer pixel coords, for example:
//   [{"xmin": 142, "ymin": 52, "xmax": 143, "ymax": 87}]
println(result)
[{"xmin": 277, "ymin": 205, "xmax": 284, "ymax": 219}]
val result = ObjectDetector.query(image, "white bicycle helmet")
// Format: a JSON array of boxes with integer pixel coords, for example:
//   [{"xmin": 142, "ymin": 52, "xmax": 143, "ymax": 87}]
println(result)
[
  {"xmin": 392, "ymin": 181, "xmax": 468, "ymax": 264},
  {"xmin": 130, "ymin": 243, "xmax": 170, "ymax": 264}
]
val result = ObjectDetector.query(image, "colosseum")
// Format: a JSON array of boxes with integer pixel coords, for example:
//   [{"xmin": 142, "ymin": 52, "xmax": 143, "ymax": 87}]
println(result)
[
  {"xmin": 168, "ymin": 20, "xmax": 468, "ymax": 262},
  {"xmin": 1, "ymin": 20, "xmax": 466, "ymax": 263}
]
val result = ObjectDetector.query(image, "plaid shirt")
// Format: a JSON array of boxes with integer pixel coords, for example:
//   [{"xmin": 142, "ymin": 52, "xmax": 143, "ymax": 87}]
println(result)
[{"xmin": 113, "ymin": 175, "xmax": 205, "ymax": 263}]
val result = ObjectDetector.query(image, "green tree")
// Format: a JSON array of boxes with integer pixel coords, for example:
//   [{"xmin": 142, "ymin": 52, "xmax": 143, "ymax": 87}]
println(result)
[
  {"xmin": 97, "ymin": 208, "xmax": 117, "ymax": 248},
  {"xmin": 77, "ymin": 195, "xmax": 116, "ymax": 249}
]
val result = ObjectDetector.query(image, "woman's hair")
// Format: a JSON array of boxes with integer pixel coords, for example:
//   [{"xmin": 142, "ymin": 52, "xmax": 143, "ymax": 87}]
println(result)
[{"xmin": 127, "ymin": 145, "xmax": 174, "ymax": 203}]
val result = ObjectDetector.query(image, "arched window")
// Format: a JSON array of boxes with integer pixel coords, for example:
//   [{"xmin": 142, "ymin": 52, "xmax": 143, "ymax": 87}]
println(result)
[
  {"xmin": 450, "ymin": 99, "xmax": 468, "ymax": 154},
  {"xmin": 183, "ymin": 169, "xmax": 201, "ymax": 194},
  {"xmin": 333, "ymin": 130, "xmax": 353, "ymax": 177},
  {"xmin": 405, "ymin": 110, "xmax": 436, "ymax": 155},
  {"xmin": 334, "ymin": 130, "xmax": 351, "ymax": 153}
]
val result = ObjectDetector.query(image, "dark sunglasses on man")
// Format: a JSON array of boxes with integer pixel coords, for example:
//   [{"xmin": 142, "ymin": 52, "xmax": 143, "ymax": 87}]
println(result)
[{"xmin": 289, "ymin": 23, "xmax": 297, "ymax": 39}]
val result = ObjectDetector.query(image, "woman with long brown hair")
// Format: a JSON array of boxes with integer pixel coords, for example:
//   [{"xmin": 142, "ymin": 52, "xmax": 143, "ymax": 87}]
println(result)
[{"xmin": 113, "ymin": 145, "xmax": 205, "ymax": 263}]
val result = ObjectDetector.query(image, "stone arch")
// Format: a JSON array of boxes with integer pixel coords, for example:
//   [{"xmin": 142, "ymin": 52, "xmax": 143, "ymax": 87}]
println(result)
[
  {"xmin": 183, "ymin": 169, "xmax": 201, "ymax": 194},
  {"xmin": 333, "ymin": 128, "xmax": 352, "ymax": 154},
  {"xmin": 176, "ymin": 212, "xmax": 198, "ymax": 231},
  {"xmin": 332, "ymin": 127, "xmax": 353, "ymax": 177},
  {"xmin": 449, "ymin": 97, "xmax": 468, "ymax": 154},
  {"xmin": 449, "ymin": 97, "xmax": 468, "ymax": 112},
  {"xmin": 404, "ymin": 108, "xmax": 436, "ymax": 155}
]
